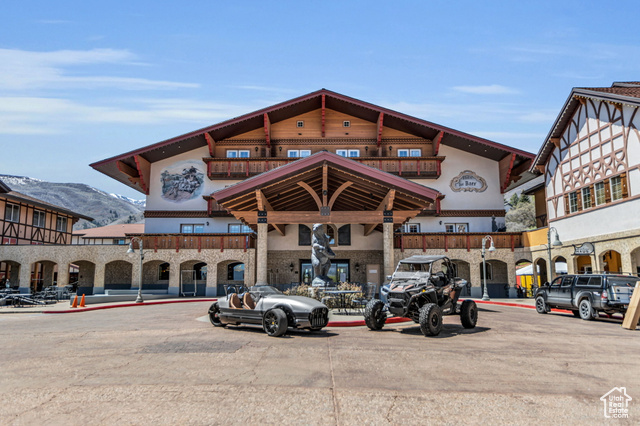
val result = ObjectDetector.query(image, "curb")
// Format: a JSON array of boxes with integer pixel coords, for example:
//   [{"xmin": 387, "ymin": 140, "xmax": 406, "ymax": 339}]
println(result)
[{"xmin": 42, "ymin": 298, "xmax": 218, "ymax": 314}]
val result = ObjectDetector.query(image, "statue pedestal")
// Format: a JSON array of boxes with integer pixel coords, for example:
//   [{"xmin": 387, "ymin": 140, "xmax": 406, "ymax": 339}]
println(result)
[{"xmin": 312, "ymin": 276, "xmax": 333, "ymax": 287}]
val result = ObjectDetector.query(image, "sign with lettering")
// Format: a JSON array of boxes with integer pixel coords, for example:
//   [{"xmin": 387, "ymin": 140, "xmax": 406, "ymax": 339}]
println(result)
[
  {"xmin": 450, "ymin": 170, "xmax": 487, "ymax": 193},
  {"xmin": 573, "ymin": 242, "xmax": 595, "ymax": 256}
]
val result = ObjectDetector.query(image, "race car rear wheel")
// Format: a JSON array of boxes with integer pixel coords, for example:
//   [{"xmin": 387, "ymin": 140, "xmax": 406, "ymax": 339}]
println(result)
[
  {"xmin": 419, "ymin": 303, "xmax": 443, "ymax": 336},
  {"xmin": 208, "ymin": 302, "xmax": 225, "ymax": 327},
  {"xmin": 263, "ymin": 308, "xmax": 288, "ymax": 337},
  {"xmin": 459, "ymin": 300, "xmax": 477, "ymax": 329},
  {"xmin": 364, "ymin": 299, "xmax": 386, "ymax": 330}
]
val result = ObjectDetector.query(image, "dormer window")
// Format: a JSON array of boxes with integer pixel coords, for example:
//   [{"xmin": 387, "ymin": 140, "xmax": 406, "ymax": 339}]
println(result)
[
  {"xmin": 296, "ymin": 121, "xmax": 304, "ymax": 128},
  {"xmin": 343, "ymin": 121, "xmax": 351, "ymax": 127}
]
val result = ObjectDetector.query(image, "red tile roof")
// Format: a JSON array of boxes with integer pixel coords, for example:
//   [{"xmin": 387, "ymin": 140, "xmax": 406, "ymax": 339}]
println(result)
[{"xmin": 73, "ymin": 223, "xmax": 144, "ymax": 238}]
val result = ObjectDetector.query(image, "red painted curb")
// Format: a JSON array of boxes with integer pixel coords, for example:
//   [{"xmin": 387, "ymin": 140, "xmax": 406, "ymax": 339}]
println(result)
[
  {"xmin": 473, "ymin": 299, "xmax": 572, "ymax": 314},
  {"xmin": 43, "ymin": 298, "xmax": 218, "ymax": 314}
]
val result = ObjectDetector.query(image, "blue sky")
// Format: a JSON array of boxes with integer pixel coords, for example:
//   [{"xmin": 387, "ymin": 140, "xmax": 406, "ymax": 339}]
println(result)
[{"xmin": 2, "ymin": 1, "xmax": 640, "ymax": 199}]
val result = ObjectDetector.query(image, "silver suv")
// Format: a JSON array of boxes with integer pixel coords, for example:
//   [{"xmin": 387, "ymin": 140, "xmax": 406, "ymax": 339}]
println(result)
[{"xmin": 535, "ymin": 274, "xmax": 638, "ymax": 320}]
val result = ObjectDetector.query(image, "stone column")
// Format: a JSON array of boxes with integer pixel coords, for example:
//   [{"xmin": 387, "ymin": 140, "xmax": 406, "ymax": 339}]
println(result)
[
  {"xmin": 383, "ymin": 223, "xmax": 395, "ymax": 279},
  {"xmin": 168, "ymin": 262, "xmax": 180, "ymax": 296},
  {"xmin": 469, "ymin": 260, "xmax": 482, "ymax": 298},
  {"xmin": 206, "ymin": 262, "xmax": 218, "ymax": 297},
  {"xmin": 56, "ymin": 262, "xmax": 69, "ymax": 287},
  {"xmin": 244, "ymin": 250, "xmax": 255, "ymax": 287},
  {"xmin": 131, "ymin": 260, "xmax": 142, "ymax": 290},
  {"xmin": 506, "ymin": 260, "xmax": 517, "ymax": 298},
  {"xmin": 93, "ymin": 262, "xmax": 105, "ymax": 295},
  {"xmin": 19, "ymin": 262, "xmax": 31, "ymax": 294},
  {"xmin": 256, "ymin": 223, "xmax": 268, "ymax": 285},
  {"xmin": 621, "ymin": 249, "xmax": 633, "ymax": 275}
]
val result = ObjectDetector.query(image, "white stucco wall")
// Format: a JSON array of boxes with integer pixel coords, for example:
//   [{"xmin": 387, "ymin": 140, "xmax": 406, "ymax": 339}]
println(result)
[
  {"xmin": 410, "ymin": 145, "xmax": 504, "ymax": 211},
  {"xmin": 552, "ymin": 199, "xmax": 640, "ymax": 241},
  {"xmin": 145, "ymin": 217, "xmax": 243, "ymax": 234},
  {"xmin": 407, "ymin": 216, "xmax": 503, "ymax": 233}
]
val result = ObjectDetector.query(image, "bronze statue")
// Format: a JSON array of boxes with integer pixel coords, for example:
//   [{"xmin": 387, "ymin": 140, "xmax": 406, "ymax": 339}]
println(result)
[{"xmin": 311, "ymin": 223, "xmax": 336, "ymax": 286}]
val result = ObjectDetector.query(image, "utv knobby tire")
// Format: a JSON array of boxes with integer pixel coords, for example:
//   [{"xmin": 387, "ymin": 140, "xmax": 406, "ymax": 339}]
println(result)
[
  {"xmin": 208, "ymin": 302, "xmax": 226, "ymax": 327},
  {"xmin": 263, "ymin": 308, "xmax": 288, "ymax": 337},
  {"xmin": 459, "ymin": 300, "xmax": 478, "ymax": 329},
  {"xmin": 419, "ymin": 303, "xmax": 443, "ymax": 336},
  {"xmin": 578, "ymin": 299, "xmax": 596, "ymax": 321},
  {"xmin": 364, "ymin": 299, "xmax": 386, "ymax": 330},
  {"xmin": 535, "ymin": 296, "xmax": 548, "ymax": 314}
]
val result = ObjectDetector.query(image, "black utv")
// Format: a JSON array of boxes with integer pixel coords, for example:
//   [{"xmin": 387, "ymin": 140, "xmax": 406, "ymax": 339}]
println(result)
[{"xmin": 364, "ymin": 255, "xmax": 478, "ymax": 336}]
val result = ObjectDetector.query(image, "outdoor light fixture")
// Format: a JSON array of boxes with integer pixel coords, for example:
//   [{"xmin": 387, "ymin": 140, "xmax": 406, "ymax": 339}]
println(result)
[
  {"xmin": 547, "ymin": 227, "xmax": 562, "ymax": 280},
  {"xmin": 481, "ymin": 235, "xmax": 496, "ymax": 301},
  {"xmin": 254, "ymin": 146, "xmax": 258, "ymax": 152},
  {"xmin": 389, "ymin": 146, "xmax": 393, "ymax": 151},
  {"xmin": 127, "ymin": 236, "xmax": 145, "ymax": 303},
  {"xmin": 365, "ymin": 146, "xmax": 368, "ymax": 153},
  {"xmin": 289, "ymin": 262, "xmax": 294, "ymax": 272},
  {"xmin": 355, "ymin": 263, "xmax": 360, "ymax": 273},
  {"xmin": 279, "ymin": 146, "xmax": 282, "ymax": 151}
]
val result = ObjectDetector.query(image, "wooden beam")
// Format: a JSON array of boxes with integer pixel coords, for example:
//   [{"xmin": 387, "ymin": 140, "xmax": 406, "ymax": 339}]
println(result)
[
  {"xmin": 264, "ymin": 113, "xmax": 271, "ymax": 148},
  {"xmin": 550, "ymin": 137, "xmax": 561, "ymax": 149},
  {"xmin": 204, "ymin": 132, "xmax": 216, "ymax": 157},
  {"xmin": 236, "ymin": 210, "xmax": 421, "ymax": 224},
  {"xmin": 133, "ymin": 155, "xmax": 150, "ymax": 195},
  {"xmin": 321, "ymin": 94, "xmax": 326, "ymax": 138},
  {"xmin": 376, "ymin": 112, "xmax": 384, "ymax": 146},
  {"xmin": 322, "ymin": 163, "xmax": 328, "ymax": 207},
  {"xmin": 328, "ymin": 181, "xmax": 353, "ymax": 209},
  {"xmin": 255, "ymin": 189, "xmax": 285, "ymax": 236},
  {"xmin": 501, "ymin": 153, "xmax": 517, "ymax": 193},
  {"xmin": 536, "ymin": 164, "xmax": 545, "ymax": 174},
  {"xmin": 297, "ymin": 182, "xmax": 322, "ymax": 210},
  {"xmin": 363, "ymin": 223, "xmax": 377, "ymax": 236},
  {"xmin": 381, "ymin": 189, "xmax": 396, "ymax": 211},
  {"xmin": 433, "ymin": 131, "xmax": 444, "ymax": 156},
  {"xmin": 117, "ymin": 160, "xmax": 139, "ymax": 178}
]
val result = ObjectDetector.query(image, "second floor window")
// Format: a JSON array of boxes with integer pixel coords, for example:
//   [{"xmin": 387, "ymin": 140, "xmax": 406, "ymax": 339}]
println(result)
[
  {"xmin": 56, "ymin": 216, "xmax": 68, "ymax": 232},
  {"xmin": 581, "ymin": 187, "xmax": 592, "ymax": 209},
  {"xmin": 568, "ymin": 192, "xmax": 578, "ymax": 213},
  {"xmin": 402, "ymin": 223, "xmax": 421, "ymax": 233},
  {"xmin": 445, "ymin": 223, "xmax": 468, "ymax": 233},
  {"xmin": 610, "ymin": 176, "xmax": 623, "ymax": 201},
  {"xmin": 287, "ymin": 150, "xmax": 311, "ymax": 158},
  {"xmin": 594, "ymin": 182, "xmax": 606, "ymax": 205},
  {"xmin": 4, "ymin": 204, "xmax": 20, "ymax": 223},
  {"xmin": 397, "ymin": 149, "xmax": 422, "ymax": 157},
  {"xmin": 33, "ymin": 210, "xmax": 46, "ymax": 228},
  {"xmin": 226, "ymin": 150, "xmax": 250, "ymax": 158},
  {"xmin": 228, "ymin": 223, "xmax": 252, "ymax": 233},
  {"xmin": 181, "ymin": 224, "xmax": 204, "ymax": 233},
  {"xmin": 336, "ymin": 149, "xmax": 360, "ymax": 158}
]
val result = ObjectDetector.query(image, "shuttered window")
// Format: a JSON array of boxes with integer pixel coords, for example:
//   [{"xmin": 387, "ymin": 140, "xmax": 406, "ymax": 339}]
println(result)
[
  {"xmin": 581, "ymin": 187, "xmax": 592, "ymax": 209},
  {"xmin": 611, "ymin": 176, "xmax": 623, "ymax": 201},
  {"xmin": 298, "ymin": 225, "xmax": 311, "ymax": 246},
  {"xmin": 594, "ymin": 182, "xmax": 606, "ymax": 205},
  {"xmin": 338, "ymin": 224, "xmax": 351, "ymax": 246},
  {"xmin": 568, "ymin": 192, "xmax": 579, "ymax": 213}
]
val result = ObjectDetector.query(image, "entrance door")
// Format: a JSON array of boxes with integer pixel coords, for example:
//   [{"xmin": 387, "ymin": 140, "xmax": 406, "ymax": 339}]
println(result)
[{"xmin": 366, "ymin": 265, "xmax": 380, "ymax": 286}]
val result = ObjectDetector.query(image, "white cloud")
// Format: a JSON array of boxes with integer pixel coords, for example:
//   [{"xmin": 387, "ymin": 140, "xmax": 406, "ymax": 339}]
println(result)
[
  {"xmin": 452, "ymin": 84, "xmax": 520, "ymax": 95},
  {"xmin": 0, "ymin": 48, "xmax": 198, "ymax": 91}
]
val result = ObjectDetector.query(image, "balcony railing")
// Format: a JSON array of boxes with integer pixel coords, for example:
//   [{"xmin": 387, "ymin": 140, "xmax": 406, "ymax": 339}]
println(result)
[
  {"xmin": 395, "ymin": 232, "xmax": 523, "ymax": 252},
  {"xmin": 204, "ymin": 156, "xmax": 443, "ymax": 179},
  {"xmin": 128, "ymin": 233, "xmax": 255, "ymax": 252}
]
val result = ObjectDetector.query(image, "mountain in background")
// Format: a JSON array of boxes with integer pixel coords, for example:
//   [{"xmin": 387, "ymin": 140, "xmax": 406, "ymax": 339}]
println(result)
[{"xmin": 0, "ymin": 174, "xmax": 146, "ymax": 230}]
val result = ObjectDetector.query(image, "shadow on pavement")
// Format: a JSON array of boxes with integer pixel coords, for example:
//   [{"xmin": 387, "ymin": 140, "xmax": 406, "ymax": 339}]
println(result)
[
  {"xmin": 217, "ymin": 324, "xmax": 339, "ymax": 338},
  {"xmin": 399, "ymin": 324, "xmax": 491, "ymax": 338}
]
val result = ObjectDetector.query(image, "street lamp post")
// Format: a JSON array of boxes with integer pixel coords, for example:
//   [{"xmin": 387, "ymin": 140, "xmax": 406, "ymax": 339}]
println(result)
[
  {"xmin": 546, "ymin": 227, "xmax": 562, "ymax": 281},
  {"xmin": 127, "ymin": 236, "xmax": 145, "ymax": 303},
  {"xmin": 481, "ymin": 235, "xmax": 496, "ymax": 301}
]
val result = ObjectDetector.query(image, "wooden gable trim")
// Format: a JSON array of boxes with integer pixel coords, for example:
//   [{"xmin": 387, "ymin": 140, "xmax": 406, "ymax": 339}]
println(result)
[
  {"xmin": 364, "ymin": 189, "xmax": 396, "ymax": 236},
  {"xmin": 133, "ymin": 155, "xmax": 150, "ymax": 195},
  {"xmin": 321, "ymin": 94, "xmax": 326, "ymax": 138},
  {"xmin": 377, "ymin": 112, "xmax": 384, "ymax": 146},
  {"xmin": 297, "ymin": 182, "xmax": 322, "ymax": 210},
  {"xmin": 255, "ymin": 189, "xmax": 285, "ymax": 235},
  {"xmin": 550, "ymin": 137, "xmax": 561, "ymax": 149},
  {"xmin": 204, "ymin": 132, "xmax": 216, "ymax": 157},
  {"xmin": 499, "ymin": 153, "xmax": 516, "ymax": 193},
  {"xmin": 328, "ymin": 181, "xmax": 353, "ymax": 209},
  {"xmin": 263, "ymin": 113, "xmax": 271, "ymax": 148}
]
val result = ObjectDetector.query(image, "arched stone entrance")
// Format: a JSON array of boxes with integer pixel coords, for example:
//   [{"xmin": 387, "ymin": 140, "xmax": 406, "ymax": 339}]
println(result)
[
  {"xmin": 0, "ymin": 260, "xmax": 20, "ymax": 289},
  {"xmin": 554, "ymin": 256, "xmax": 568, "ymax": 276},
  {"xmin": 142, "ymin": 260, "xmax": 170, "ymax": 291},
  {"xmin": 179, "ymin": 260, "xmax": 207, "ymax": 296},
  {"xmin": 216, "ymin": 260, "xmax": 244, "ymax": 294},
  {"xmin": 601, "ymin": 250, "xmax": 622, "ymax": 273},
  {"xmin": 478, "ymin": 259, "xmax": 509, "ymax": 298},
  {"xmin": 533, "ymin": 258, "xmax": 548, "ymax": 288},
  {"xmin": 70, "ymin": 260, "xmax": 96, "ymax": 295},
  {"xmin": 575, "ymin": 255, "xmax": 592, "ymax": 274},
  {"xmin": 30, "ymin": 261, "xmax": 57, "ymax": 293},
  {"xmin": 450, "ymin": 259, "xmax": 471, "ymax": 296},
  {"xmin": 515, "ymin": 259, "xmax": 534, "ymax": 297},
  {"xmin": 631, "ymin": 247, "xmax": 640, "ymax": 276}
]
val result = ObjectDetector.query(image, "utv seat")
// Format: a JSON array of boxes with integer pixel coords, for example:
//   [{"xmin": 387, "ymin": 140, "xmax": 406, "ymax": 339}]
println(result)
[
  {"xmin": 229, "ymin": 293, "xmax": 242, "ymax": 309},
  {"xmin": 243, "ymin": 293, "xmax": 256, "ymax": 309}
]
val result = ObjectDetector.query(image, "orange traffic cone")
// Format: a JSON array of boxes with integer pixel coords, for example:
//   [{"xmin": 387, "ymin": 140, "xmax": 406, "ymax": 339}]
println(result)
[
  {"xmin": 71, "ymin": 295, "xmax": 78, "ymax": 308},
  {"xmin": 79, "ymin": 294, "xmax": 86, "ymax": 308}
]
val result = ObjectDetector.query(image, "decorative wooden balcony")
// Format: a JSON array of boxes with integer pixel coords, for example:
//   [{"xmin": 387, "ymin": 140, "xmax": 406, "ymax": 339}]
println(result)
[
  {"xmin": 204, "ymin": 156, "xmax": 444, "ymax": 179},
  {"xmin": 395, "ymin": 232, "xmax": 524, "ymax": 252},
  {"xmin": 127, "ymin": 233, "xmax": 255, "ymax": 253}
]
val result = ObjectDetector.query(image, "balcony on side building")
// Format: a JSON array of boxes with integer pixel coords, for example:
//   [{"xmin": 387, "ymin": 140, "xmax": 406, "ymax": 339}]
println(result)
[
  {"xmin": 204, "ymin": 156, "xmax": 444, "ymax": 180},
  {"xmin": 127, "ymin": 233, "xmax": 256, "ymax": 252},
  {"xmin": 395, "ymin": 232, "xmax": 524, "ymax": 252}
]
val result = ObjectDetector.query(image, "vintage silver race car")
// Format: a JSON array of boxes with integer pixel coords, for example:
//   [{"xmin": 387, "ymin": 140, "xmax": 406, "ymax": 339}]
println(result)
[{"xmin": 208, "ymin": 285, "xmax": 329, "ymax": 337}]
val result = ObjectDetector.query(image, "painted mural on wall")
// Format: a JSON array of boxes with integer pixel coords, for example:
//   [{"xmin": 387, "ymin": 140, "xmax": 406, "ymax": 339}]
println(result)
[
  {"xmin": 160, "ymin": 162, "xmax": 204, "ymax": 202},
  {"xmin": 450, "ymin": 170, "xmax": 488, "ymax": 193}
]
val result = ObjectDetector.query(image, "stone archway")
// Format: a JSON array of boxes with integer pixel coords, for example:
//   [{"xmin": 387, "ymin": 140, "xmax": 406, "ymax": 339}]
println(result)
[
  {"xmin": 450, "ymin": 259, "xmax": 471, "ymax": 296},
  {"xmin": 142, "ymin": 260, "xmax": 170, "ymax": 291},
  {"xmin": 0, "ymin": 260, "xmax": 20, "ymax": 289},
  {"xmin": 575, "ymin": 255, "xmax": 593, "ymax": 274},
  {"xmin": 30, "ymin": 260, "xmax": 57, "ymax": 293},
  {"xmin": 553, "ymin": 256, "xmax": 568, "ymax": 275},
  {"xmin": 216, "ymin": 260, "xmax": 244, "ymax": 295},
  {"xmin": 534, "ymin": 258, "xmax": 548, "ymax": 288},
  {"xmin": 631, "ymin": 247, "xmax": 640, "ymax": 276},
  {"xmin": 179, "ymin": 260, "xmax": 207, "ymax": 297},
  {"xmin": 478, "ymin": 260, "xmax": 509, "ymax": 298},
  {"xmin": 69, "ymin": 260, "xmax": 96, "ymax": 296},
  {"xmin": 515, "ymin": 259, "xmax": 534, "ymax": 297},
  {"xmin": 601, "ymin": 250, "xmax": 622, "ymax": 273}
]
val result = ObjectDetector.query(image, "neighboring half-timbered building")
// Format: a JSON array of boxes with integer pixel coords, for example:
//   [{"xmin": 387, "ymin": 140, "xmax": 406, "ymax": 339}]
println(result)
[{"xmin": 518, "ymin": 82, "xmax": 640, "ymax": 282}]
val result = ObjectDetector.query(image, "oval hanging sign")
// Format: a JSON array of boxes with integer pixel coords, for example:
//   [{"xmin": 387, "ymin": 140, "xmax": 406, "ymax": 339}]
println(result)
[
  {"xmin": 450, "ymin": 170, "xmax": 487, "ymax": 192},
  {"xmin": 573, "ymin": 242, "xmax": 595, "ymax": 256}
]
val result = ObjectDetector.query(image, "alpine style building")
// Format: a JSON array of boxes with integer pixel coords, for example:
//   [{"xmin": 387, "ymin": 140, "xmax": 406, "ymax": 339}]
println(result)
[{"xmin": 88, "ymin": 89, "xmax": 533, "ymax": 297}]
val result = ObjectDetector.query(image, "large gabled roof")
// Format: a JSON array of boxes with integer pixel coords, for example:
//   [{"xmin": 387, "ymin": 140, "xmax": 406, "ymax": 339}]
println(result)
[
  {"xmin": 91, "ymin": 89, "xmax": 535, "ymax": 193},
  {"xmin": 532, "ymin": 82, "xmax": 640, "ymax": 169}
]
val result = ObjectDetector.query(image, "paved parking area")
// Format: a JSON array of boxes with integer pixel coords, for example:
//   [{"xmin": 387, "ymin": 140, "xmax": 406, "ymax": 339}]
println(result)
[{"xmin": 1, "ymin": 302, "xmax": 638, "ymax": 425}]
